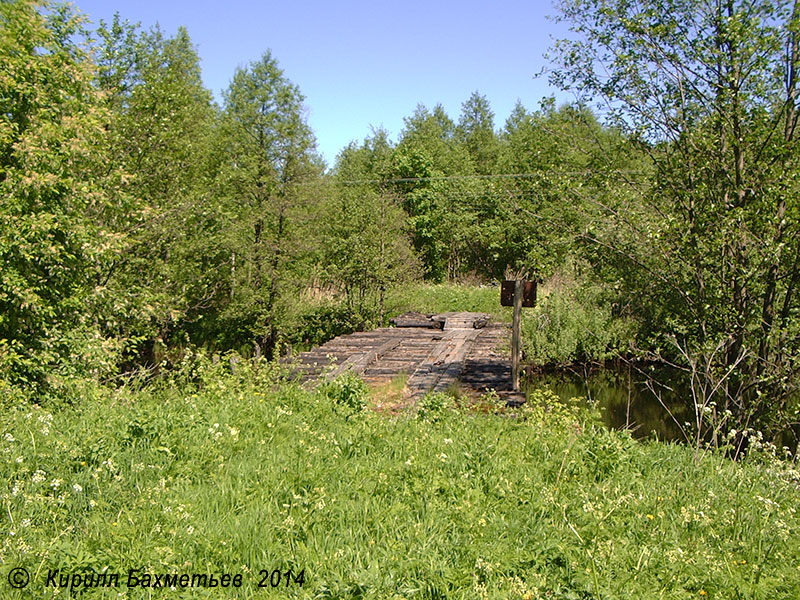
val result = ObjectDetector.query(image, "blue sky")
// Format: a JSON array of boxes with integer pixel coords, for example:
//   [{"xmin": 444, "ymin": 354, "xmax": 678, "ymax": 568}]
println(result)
[{"xmin": 73, "ymin": 0, "xmax": 574, "ymax": 167}]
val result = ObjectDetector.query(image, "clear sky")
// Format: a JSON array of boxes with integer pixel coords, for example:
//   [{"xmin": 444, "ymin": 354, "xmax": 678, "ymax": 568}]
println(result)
[{"xmin": 72, "ymin": 0, "xmax": 574, "ymax": 168}]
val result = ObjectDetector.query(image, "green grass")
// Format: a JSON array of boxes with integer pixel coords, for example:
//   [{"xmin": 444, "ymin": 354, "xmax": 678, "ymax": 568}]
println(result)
[
  {"xmin": 2, "ymin": 356, "xmax": 799, "ymax": 598},
  {"xmin": 283, "ymin": 283, "xmax": 510, "ymax": 353},
  {"xmin": 385, "ymin": 283, "xmax": 512, "ymax": 323}
]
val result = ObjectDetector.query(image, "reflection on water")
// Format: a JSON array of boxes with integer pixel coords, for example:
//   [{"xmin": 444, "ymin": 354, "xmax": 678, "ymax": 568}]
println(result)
[
  {"xmin": 524, "ymin": 365, "xmax": 694, "ymax": 443},
  {"xmin": 525, "ymin": 365, "xmax": 800, "ymax": 452}
]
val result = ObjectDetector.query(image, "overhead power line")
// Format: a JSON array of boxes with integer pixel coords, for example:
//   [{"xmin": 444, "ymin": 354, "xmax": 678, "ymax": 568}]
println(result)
[{"xmin": 297, "ymin": 169, "xmax": 650, "ymax": 187}]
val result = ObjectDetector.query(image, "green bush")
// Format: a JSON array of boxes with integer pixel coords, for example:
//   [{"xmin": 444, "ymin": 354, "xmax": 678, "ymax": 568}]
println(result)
[
  {"xmin": 319, "ymin": 371, "xmax": 368, "ymax": 415},
  {"xmin": 523, "ymin": 286, "xmax": 635, "ymax": 365},
  {"xmin": 416, "ymin": 391, "xmax": 454, "ymax": 421},
  {"xmin": 287, "ymin": 302, "xmax": 377, "ymax": 349}
]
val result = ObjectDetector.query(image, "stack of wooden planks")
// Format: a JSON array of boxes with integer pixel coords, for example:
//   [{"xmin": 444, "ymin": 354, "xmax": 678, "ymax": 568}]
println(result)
[{"xmin": 289, "ymin": 311, "xmax": 519, "ymax": 403}]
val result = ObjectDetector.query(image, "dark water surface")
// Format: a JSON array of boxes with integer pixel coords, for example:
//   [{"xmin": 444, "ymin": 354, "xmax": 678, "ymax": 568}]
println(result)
[
  {"xmin": 525, "ymin": 365, "xmax": 800, "ymax": 452},
  {"xmin": 525, "ymin": 365, "xmax": 703, "ymax": 443}
]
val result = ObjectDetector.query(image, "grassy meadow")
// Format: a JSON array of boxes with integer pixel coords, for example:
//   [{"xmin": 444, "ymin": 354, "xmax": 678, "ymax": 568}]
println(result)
[
  {"xmin": 2, "ymin": 354, "xmax": 799, "ymax": 599},
  {"xmin": 384, "ymin": 283, "xmax": 511, "ymax": 322},
  {"xmin": 5, "ymin": 1, "xmax": 800, "ymax": 597}
]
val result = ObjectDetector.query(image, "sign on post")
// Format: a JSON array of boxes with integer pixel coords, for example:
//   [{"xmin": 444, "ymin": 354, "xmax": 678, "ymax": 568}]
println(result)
[
  {"xmin": 501, "ymin": 280, "xmax": 536, "ymax": 391},
  {"xmin": 500, "ymin": 280, "xmax": 536, "ymax": 307}
]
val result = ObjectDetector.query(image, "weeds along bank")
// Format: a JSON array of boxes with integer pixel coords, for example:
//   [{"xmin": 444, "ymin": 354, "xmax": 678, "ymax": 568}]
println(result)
[{"xmin": 2, "ymin": 355, "xmax": 799, "ymax": 599}]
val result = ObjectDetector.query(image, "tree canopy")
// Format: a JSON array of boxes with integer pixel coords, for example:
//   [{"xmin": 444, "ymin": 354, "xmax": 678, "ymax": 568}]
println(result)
[
  {"xmin": 551, "ymin": 0, "xmax": 800, "ymax": 437},
  {"xmin": 2, "ymin": 0, "xmax": 799, "ymax": 446}
]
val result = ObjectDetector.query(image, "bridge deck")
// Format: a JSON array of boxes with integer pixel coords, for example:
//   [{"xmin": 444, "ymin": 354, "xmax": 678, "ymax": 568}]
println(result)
[{"xmin": 290, "ymin": 312, "xmax": 521, "ymax": 404}]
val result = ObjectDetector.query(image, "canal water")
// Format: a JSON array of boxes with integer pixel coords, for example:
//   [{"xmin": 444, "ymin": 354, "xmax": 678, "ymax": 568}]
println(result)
[
  {"xmin": 525, "ymin": 365, "xmax": 704, "ymax": 443},
  {"xmin": 525, "ymin": 365, "xmax": 800, "ymax": 452}
]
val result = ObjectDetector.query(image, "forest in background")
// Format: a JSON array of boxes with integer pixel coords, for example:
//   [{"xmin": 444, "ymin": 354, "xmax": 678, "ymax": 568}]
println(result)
[{"xmin": 3, "ymin": 0, "xmax": 800, "ymax": 447}]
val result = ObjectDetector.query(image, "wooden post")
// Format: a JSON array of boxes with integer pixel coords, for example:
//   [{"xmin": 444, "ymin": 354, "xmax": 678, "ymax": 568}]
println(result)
[{"xmin": 511, "ymin": 279, "xmax": 523, "ymax": 391}]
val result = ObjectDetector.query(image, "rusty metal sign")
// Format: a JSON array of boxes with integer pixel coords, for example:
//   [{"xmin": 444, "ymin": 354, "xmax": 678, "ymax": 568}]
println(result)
[{"xmin": 500, "ymin": 280, "xmax": 537, "ymax": 307}]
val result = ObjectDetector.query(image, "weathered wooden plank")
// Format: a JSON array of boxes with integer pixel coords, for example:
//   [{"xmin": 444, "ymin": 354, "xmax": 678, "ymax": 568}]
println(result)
[
  {"xmin": 324, "ymin": 337, "xmax": 404, "ymax": 379},
  {"xmin": 371, "ymin": 357, "xmax": 424, "ymax": 364},
  {"xmin": 287, "ymin": 311, "xmax": 519, "ymax": 402},
  {"xmin": 431, "ymin": 332, "xmax": 480, "ymax": 393},
  {"xmin": 433, "ymin": 312, "xmax": 491, "ymax": 331},
  {"xmin": 404, "ymin": 329, "xmax": 481, "ymax": 396},
  {"xmin": 362, "ymin": 368, "xmax": 414, "ymax": 376},
  {"xmin": 390, "ymin": 311, "xmax": 442, "ymax": 329}
]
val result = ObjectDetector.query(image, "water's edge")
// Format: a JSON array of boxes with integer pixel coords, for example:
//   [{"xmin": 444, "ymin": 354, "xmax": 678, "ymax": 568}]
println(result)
[{"xmin": 524, "ymin": 364, "xmax": 799, "ymax": 452}]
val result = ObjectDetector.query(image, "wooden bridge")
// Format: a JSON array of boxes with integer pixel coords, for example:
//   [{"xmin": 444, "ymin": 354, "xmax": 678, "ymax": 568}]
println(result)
[{"xmin": 290, "ymin": 312, "xmax": 523, "ymax": 405}]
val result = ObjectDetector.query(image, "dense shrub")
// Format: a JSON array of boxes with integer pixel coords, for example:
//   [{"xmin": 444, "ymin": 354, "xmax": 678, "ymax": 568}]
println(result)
[
  {"xmin": 287, "ymin": 303, "xmax": 377, "ymax": 350},
  {"xmin": 522, "ymin": 286, "xmax": 635, "ymax": 365},
  {"xmin": 318, "ymin": 371, "xmax": 368, "ymax": 415}
]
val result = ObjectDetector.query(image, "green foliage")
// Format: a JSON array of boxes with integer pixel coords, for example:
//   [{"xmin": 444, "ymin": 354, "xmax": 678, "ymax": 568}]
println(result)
[
  {"xmin": 523, "ymin": 282, "xmax": 636, "ymax": 365},
  {"xmin": 95, "ymin": 16, "xmax": 220, "ymax": 356},
  {"xmin": 0, "ymin": 0, "xmax": 123, "ymax": 390},
  {"xmin": 318, "ymin": 371, "xmax": 368, "ymax": 415},
  {"xmin": 214, "ymin": 50, "xmax": 323, "ymax": 357},
  {"xmin": 551, "ymin": 0, "xmax": 800, "ymax": 439},
  {"xmin": 495, "ymin": 101, "xmax": 643, "ymax": 279},
  {"xmin": 392, "ymin": 103, "xmax": 476, "ymax": 281},
  {"xmin": 2, "ymin": 377, "xmax": 798, "ymax": 598},
  {"xmin": 379, "ymin": 96, "xmax": 641, "ymax": 283},
  {"xmin": 287, "ymin": 301, "xmax": 375, "ymax": 349},
  {"xmin": 416, "ymin": 391, "xmax": 454, "ymax": 421},
  {"xmin": 456, "ymin": 91, "xmax": 499, "ymax": 176},
  {"xmin": 325, "ymin": 130, "xmax": 420, "ymax": 324}
]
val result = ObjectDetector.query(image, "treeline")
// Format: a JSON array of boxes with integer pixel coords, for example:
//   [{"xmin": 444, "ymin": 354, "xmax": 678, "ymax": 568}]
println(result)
[
  {"xmin": 0, "ymin": 1, "xmax": 631, "ymax": 390},
  {"xmin": 3, "ymin": 0, "xmax": 800, "ymax": 444}
]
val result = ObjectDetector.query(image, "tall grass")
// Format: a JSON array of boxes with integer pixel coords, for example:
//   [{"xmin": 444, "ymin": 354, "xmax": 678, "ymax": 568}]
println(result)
[
  {"xmin": 2, "ymin": 356, "xmax": 799, "ymax": 598},
  {"xmin": 385, "ymin": 283, "xmax": 511, "ymax": 322}
]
